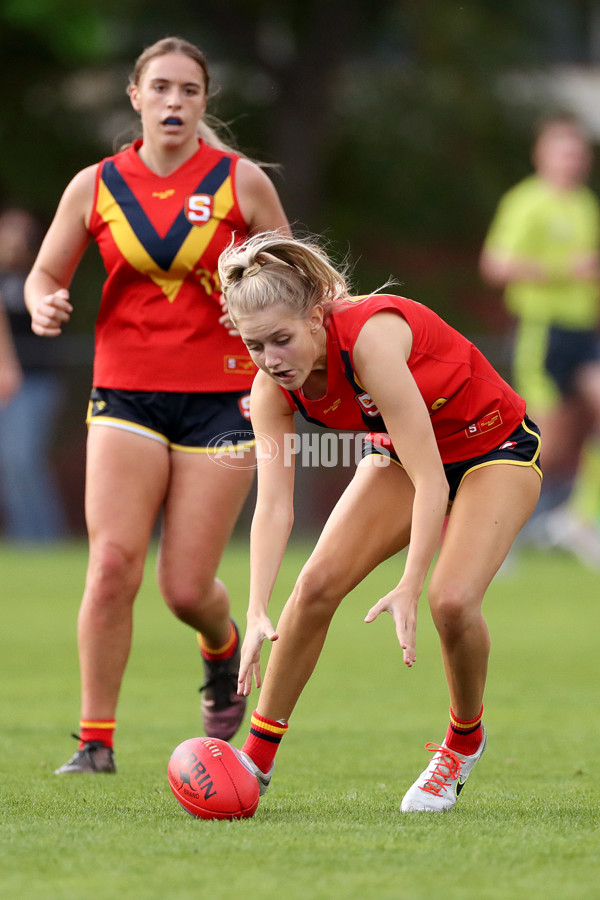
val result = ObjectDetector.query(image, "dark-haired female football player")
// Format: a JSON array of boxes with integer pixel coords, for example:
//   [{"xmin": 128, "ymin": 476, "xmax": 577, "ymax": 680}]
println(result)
[
  {"xmin": 217, "ymin": 231, "xmax": 542, "ymax": 812},
  {"xmin": 25, "ymin": 37, "xmax": 289, "ymax": 774}
]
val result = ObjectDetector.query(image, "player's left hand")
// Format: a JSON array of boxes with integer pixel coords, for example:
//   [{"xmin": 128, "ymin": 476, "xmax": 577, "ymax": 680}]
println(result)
[
  {"xmin": 364, "ymin": 584, "xmax": 419, "ymax": 667},
  {"xmin": 217, "ymin": 294, "xmax": 240, "ymax": 336},
  {"xmin": 219, "ymin": 310, "xmax": 240, "ymax": 335},
  {"xmin": 571, "ymin": 251, "xmax": 600, "ymax": 281}
]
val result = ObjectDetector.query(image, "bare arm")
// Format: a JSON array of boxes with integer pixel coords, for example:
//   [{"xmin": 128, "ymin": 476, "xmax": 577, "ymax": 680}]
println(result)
[
  {"xmin": 479, "ymin": 247, "xmax": 547, "ymax": 288},
  {"xmin": 238, "ymin": 371, "xmax": 297, "ymax": 695},
  {"xmin": 0, "ymin": 301, "xmax": 22, "ymax": 405},
  {"xmin": 479, "ymin": 246, "xmax": 600, "ymax": 288},
  {"xmin": 353, "ymin": 312, "xmax": 450, "ymax": 665},
  {"xmin": 24, "ymin": 165, "xmax": 96, "ymax": 336}
]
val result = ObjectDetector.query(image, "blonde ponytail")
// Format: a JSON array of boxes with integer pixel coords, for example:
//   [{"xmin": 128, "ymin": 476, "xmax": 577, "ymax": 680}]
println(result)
[{"xmin": 219, "ymin": 232, "xmax": 350, "ymax": 323}]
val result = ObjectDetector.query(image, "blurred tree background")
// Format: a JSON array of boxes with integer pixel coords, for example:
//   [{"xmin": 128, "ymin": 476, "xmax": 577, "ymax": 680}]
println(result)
[{"xmin": 1, "ymin": 0, "xmax": 599, "ymax": 531}]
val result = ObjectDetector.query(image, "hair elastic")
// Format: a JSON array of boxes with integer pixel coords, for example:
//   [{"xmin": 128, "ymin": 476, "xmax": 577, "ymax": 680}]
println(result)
[{"xmin": 242, "ymin": 262, "xmax": 262, "ymax": 278}]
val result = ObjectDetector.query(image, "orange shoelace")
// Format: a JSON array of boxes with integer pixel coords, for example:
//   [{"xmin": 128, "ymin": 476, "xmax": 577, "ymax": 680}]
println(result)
[{"xmin": 418, "ymin": 743, "xmax": 462, "ymax": 797}]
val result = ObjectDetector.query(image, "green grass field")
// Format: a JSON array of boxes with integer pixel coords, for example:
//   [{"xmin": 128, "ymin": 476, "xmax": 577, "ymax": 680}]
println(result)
[{"xmin": 1, "ymin": 539, "xmax": 599, "ymax": 900}]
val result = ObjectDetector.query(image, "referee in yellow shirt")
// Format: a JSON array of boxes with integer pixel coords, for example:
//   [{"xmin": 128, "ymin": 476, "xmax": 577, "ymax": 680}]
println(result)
[{"xmin": 480, "ymin": 113, "xmax": 600, "ymax": 568}]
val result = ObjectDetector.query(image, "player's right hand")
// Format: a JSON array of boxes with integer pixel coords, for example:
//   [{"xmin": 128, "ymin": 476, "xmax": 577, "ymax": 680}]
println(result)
[
  {"xmin": 237, "ymin": 615, "xmax": 279, "ymax": 697},
  {"xmin": 30, "ymin": 289, "xmax": 73, "ymax": 337}
]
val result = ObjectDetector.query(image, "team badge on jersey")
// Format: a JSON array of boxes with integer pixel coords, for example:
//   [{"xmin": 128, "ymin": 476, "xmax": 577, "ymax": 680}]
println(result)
[
  {"xmin": 431, "ymin": 397, "xmax": 448, "ymax": 411},
  {"xmin": 466, "ymin": 410, "xmax": 503, "ymax": 438},
  {"xmin": 224, "ymin": 355, "xmax": 256, "ymax": 374},
  {"xmin": 355, "ymin": 391, "xmax": 381, "ymax": 417},
  {"xmin": 238, "ymin": 394, "xmax": 252, "ymax": 421},
  {"xmin": 185, "ymin": 194, "xmax": 214, "ymax": 225}
]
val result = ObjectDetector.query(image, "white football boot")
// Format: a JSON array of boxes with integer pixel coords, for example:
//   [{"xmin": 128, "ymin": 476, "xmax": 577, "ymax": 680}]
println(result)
[
  {"xmin": 401, "ymin": 727, "xmax": 487, "ymax": 812},
  {"xmin": 234, "ymin": 749, "xmax": 274, "ymax": 796}
]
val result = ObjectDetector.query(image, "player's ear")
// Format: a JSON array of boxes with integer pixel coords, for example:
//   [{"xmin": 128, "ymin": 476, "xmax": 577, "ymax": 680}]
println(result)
[
  {"xmin": 129, "ymin": 85, "xmax": 141, "ymax": 114},
  {"xmin": 309, "ymin": 304, "xmax": 324, "ymax": 332}
]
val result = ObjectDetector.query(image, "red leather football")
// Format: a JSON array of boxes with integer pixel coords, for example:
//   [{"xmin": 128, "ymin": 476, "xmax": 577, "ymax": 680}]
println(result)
[{"xmin": 168, "ymin": 737, "xmax": 260, "ymax": 820}]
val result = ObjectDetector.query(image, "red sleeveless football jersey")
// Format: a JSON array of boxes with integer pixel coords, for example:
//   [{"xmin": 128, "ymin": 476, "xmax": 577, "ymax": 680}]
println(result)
[
  {"xmin": 283, "ymin": 295, "xmax": 527, "ymax": 463},
  {"xmin": 88, "ymin": 140, "xmax": 256, "ymax": 391}
]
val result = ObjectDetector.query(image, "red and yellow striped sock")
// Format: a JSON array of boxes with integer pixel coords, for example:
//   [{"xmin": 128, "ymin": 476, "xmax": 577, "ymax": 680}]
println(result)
[
  {"xmin": 198, "ymin": 620, "xmax": 239, "ymax": 661},
  {"xmin": 79, "ymin": 719, "xmax": 116, "ymax": 750},
  {"xmin": 241, "ymin": 711, "xmax": 289, "ymax": 774},
  {"xmin": 444, "ymin": 705, "xmax": 484, "ymax": 756}
]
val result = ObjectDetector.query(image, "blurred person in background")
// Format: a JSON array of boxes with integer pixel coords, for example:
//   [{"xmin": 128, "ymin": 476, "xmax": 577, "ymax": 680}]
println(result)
[
  {"xmin": 480, "ymin": 113, "xmax": 600, "ymax": 568},
  {"xmin": 0, "ymin": 207, "xmax": 67, "ymax": 542},
  {"xmin": 25, "ymin": 36, "xmax": 289, "ymax": 775}
]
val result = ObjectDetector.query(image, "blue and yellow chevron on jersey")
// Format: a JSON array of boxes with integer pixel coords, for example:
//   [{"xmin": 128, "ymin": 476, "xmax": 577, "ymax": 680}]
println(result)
[
  {"xmin": 88, "ymin": 139, "xmax": 255, "ymax": 392},
  {"xmin": 96, "ymin": 155, "xmax": 235, "ymax": 303}
]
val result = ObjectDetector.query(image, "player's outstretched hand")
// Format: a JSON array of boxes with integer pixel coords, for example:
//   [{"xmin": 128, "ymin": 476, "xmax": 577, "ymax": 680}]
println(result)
[
  {"xmin": 31, "ymin": 289, "xmax": 73, "ymax": 337},
  {"xmin": 237, "ymin": 615, "xmax": 279, "ymax": 696},
  {"xmin": 364, "ymin": 584, "xmax": 418, "ymax": 667}
]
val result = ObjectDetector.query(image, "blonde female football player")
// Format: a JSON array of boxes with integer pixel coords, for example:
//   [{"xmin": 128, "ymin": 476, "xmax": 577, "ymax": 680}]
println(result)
[
  {"xmin": 25, "ymin": 38, "xmax": 290, "ymax": 774},
  {"xmin": 217, "ymin": 232, "xmax": 542, "ymax": 812}
]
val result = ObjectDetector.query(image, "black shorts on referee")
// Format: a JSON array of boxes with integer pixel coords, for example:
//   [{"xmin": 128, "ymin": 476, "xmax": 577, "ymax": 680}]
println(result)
[{"xmin": 545, "ymin": 326, "xmax": 600, "ymax": 397}]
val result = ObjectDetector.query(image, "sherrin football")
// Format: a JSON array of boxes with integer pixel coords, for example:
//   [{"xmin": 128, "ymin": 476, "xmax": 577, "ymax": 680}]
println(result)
[{"xmin": 167, "ymin": 737, "xmax": 260, "ymax": 820}]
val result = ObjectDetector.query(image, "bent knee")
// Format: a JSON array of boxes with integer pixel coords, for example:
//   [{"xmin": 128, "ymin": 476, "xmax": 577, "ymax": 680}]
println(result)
[
  {"xmin": 86, "ymin": 540, "xmax": 145, "ymax": 600},
  {"xmin": 164, "ymin": 588, "xmax": 211, "ymax": 621},
  {"xmin": 159, "ymin": 568, "xmax": 217, "ymax": 621},
  {"xmin": 428, "ymin": 579, "xmax": 481, "ymax": 632},
  {"xmin": 290, "ymin": 562, "xmax": 343, "ymax": 619}
]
